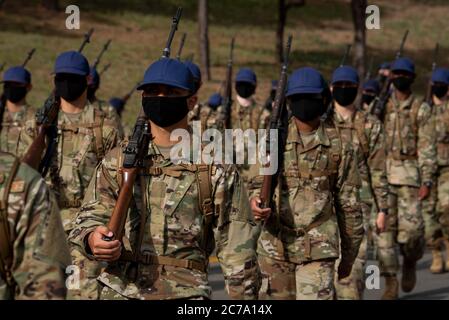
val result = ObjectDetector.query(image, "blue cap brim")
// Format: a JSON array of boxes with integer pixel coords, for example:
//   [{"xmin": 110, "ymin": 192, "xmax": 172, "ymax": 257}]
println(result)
[
  {"xmin": 332, "ymin": 78, "xmax": 358, "ymax": 85},
  {"xmin": 53, "ymin": 67, "xmax": 88, "ymax": 76},
  {"xmin": 286, "ymin": 87, "xmax": 323, "ymax": 97},
  {"xmin": 137, "ymin": 79, "xmax": 192, "ymax": 91}
]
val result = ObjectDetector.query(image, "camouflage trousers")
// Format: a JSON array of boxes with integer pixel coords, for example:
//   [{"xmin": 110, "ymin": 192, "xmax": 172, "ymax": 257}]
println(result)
[
  {"xmin": 422, "ymin": 182, "xmax": 441, "ymax": 248},
  {"xmin": 334, "ymin": 202, "xmax": 371, "ymax": 300},
  {"xmin": 436, "ymin": 167, "xmax": 449, "ymax": 239},
  {"xmin": 374, "ymin": 185, "xmax": 425, "ymax": 275},
  {"xmin": 258, "ymin": 255, "xmax": 335, "ymax": 300},
  {"xmin": 67, "ymin": 244, "xmax": 106, "ymax": 300}
]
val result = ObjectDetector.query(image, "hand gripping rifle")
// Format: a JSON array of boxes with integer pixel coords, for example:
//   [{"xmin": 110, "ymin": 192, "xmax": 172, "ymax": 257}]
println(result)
[
  {"xmin": 371, "ymin": 29, "xmax": 409, "ymax": 120},
  {"xmin": 425, "ymin": 43, "xmax": 439, "ymax": 106},
  {"xmin": 22, "ymin": 28, "xmax": 94, "ymax": 175},
  {"xmin": 259, "ymin": 35, "xmax": 293, "ymax": 211},
  {"xmin": 104, "ymin": 8, "xmax": 183, "ymax": 242},
  {"xmin": 217, "ymin": 37, "xmax": 235, "ymax": 130}
]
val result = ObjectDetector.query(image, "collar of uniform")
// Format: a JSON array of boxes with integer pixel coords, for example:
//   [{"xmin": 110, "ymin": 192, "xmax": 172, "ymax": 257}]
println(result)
[
  {"xmin": 237, "ymin": 98, "xmax": 256, "ymax": 112},
  {"xmin": 287, "ymin": 119, "xmax": 330, "ymax": 148},
  {"xmin": 5, "ymin": 104, "xmax": 28, "ymax": 122},
  {"xmin": 333, "ymin": 108, "xmax": 355, "ymax": 125},
  {"xmin": 60, "ymin": 101, "xmax": 94, "ymax": 124},
  {"xmin": 392, "ymin": 91, "xmax": 415, "ymax": 110}
]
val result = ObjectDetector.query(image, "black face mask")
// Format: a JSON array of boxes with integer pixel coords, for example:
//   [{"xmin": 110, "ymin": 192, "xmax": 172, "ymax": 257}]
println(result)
[
  {"xmin": 3, "ymin": 84, "xmax": 27, "ymax": 103},
  {"xmin": 87, "ymin": 86, "xmax": 98, "ymax": 102},
  {"xmin": 142, "ymin": 96, "xmax": 189, "ymax": 127},
  {"xmin": 392, "ymin": 76, "xmax": 413, "ymax": 92},
  {"xmin": 362, "ymin": 93, "xmax": 376, "ymax": 106},
  {"xmin": 432, "ymin": 85, "xmax": 448, "ymax": 99},
  {"xmin": 54, "ymin": 74, "xmax": 87, "ymax": 102},
  {"xmin": 235, "ymin": 82, "xmax": 255, "ymax": 98},
  {"xmin": 289, "ymin": 94, "xmax": 326, "ymax": 122},
  {"xmin": 332, "ymin": 87, "xmax": 358, "ymax": 107}
]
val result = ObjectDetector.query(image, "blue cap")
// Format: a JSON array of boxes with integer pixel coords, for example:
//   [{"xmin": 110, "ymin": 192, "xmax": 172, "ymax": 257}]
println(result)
[
  {"xmin": 208, "ymin": 93, "xmax": 222, "ymax": 108},
  {"xmin": 88, "ymin": 67, "xmax": 100, "ymax": 86},
  {"xmin": 137, "ymin": 58, "xmax": 194, "ymax": 92},
  {"xmin": 391, "ymin": 57, "xmax": 415, "ymax": 74},
  {"xmin": 271, "ymin": 80, "xmax": 278, "ymax": 90},
  {"xmin": 286, "ymin": 67, "xmax": 327, "ymax": 96},
  {"xmin": 236, "ymin": 68, "xmax": 257, "ymax": 85},
  {"xmin": 109, "ymin": 97, "xmax": 125, "ymax": 112},
  {"xmin": 184, "ymin": 61, "xmax": 201, "ymax": 82},
  {"xmin": 363, "ymin": 79, "xmax": 380, "ymax": 93},
  {"xmin": 332, "ymin": 65, "xmax": 359, "ymax": 84},
  {"xmin": 379, "ymin": 62, "xmax": 391, "ymax": 70},
  {"xmin": 54, "ymin": 51, "xmax": 90, "ymax": 76},
  {"xmin": 2, "ymin": 66, "xmax": 31, "ymax": 84},
  {"xmin": 431, "ymin": 67, "xmax": 449, "ymax": 85}
]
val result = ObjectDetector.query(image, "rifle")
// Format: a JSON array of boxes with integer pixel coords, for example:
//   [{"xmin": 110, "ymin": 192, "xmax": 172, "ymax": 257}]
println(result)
[
  {"xmin": 99, "ymin": 62, "xmax": 111, "ymax": 76},
  {"xmin": 259, "ymin": 35, "xmax": 293, "ymax": 210},
  {"xmin": 105, "ymin": 7, "xmax": 183, "ymax": 242},
  {"xmin": 22, "ymin": 28, "xmax": 94, "ymax": 174},
  {"xmin": 371, "ymin": 29, "xmax": 409, "ymax": 120},
  {"xmin": 340, "ymin": 44, "xmax": 352, "ymax": 67},
  {"xmin": 0, "ymin": 62, "xmax": 5, "ymax": 73},
  {"xmin": 22, "ymin": 48, "xmax": 36, "ymax": 67},
  {"xmin": 365, "ymin": 56, "xmax": 374, "ymax": 81},
  {"xmin": 425, "ymin": 42, "xmax": 439, "ymax": 106},
  {"xmin": 176, "ymin": 33, "xmax": 187, "ymax": 60},
  {"xmin": 217, "ymin": 37, "xmax": 235, "ymax": 130},
  {"xmin": 92, "ymin": 39, "xmax": 111, "ymax": 70}
]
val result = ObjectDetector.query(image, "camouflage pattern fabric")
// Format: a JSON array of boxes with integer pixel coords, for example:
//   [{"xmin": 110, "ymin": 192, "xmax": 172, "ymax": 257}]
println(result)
[
  {"xmin": 375, "ymin": 185, "xmax": 425, "ymax": 275},
  {"xmin": 331, "ymin": 109, "xmax": 388, "ymax": 299},
  {"xmin": 96, "ymin": 99, "xmax": 125, "ymax": 141},
  {"xmin": 0, "ymin": 105, "xmax": 36, "ymax": 158},
  {"xmin": 258, "ymin": 255, "xmax": 336, "ymax": 300},
  {"xmin": 248, "ymin": 119, "xmax": 364, "ymax": 299},
  {"xmin": 188, "ymin": 103, "xmax": 219, "ymax": 133},
  {"xmin": 376, "ymin": 92, "xmax": 435, "ymax": 274},
  {"xmin": 68, "ymin": 134, "xmax": 261, "ymax": 300},
  {"xmin": 0, "ymin": 151, "xmax": 71, "ymax": 300}
]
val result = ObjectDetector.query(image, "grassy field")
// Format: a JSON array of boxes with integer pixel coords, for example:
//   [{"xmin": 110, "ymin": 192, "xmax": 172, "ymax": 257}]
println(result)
[{"xmin": 1, "ymin": 0, "xmax": 449, "ymax": 127}]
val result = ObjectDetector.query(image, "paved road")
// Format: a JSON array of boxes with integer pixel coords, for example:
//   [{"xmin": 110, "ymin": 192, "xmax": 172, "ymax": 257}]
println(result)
[{"xmin": 210, "ymin": 250, "xmax": 449, "ymax": 300}]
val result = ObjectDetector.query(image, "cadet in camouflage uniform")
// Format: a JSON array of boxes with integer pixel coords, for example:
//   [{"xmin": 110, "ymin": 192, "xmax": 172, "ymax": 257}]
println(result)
[
  {"xmin": 231, "ymin": 68, "xmax": 270, "ymax": 185},
  {"xmin": 68, "ymin": 58, "xmax": 261, "ymax": 300},
  {"xmin": 0, "ymin": 66, "xmax": 36, "ymax": 158},
  {"xmin": 0, "ymin": 150, "xmax": 71, "ymax": 300},
  {"xmin": 329, "ymin": 66, "xmax": 388, "ymax": 300},
  {"xmin": 87, "ymin": 67, "xmax": 125, "ymax": 140},
  {"xmin": 361, "ymin": 79, "xmax": 380, "ymax": 115},
  {"xmin": 426, "ymin": 67, "xmax": 449, "ymax": 273},
  {"xmin": 21, "ymin": 51, "xmax": 119, "ymax": 300},
  {"xmin": 379, "ymin": 57, "xmax": 436, "ymax": 299},
  {"xmin": 250, "ymin": 67, "xmax": 364, "ymax": 300}
]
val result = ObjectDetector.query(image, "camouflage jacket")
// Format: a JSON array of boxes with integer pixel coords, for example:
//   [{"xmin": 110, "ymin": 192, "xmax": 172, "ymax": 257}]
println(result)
[
  {"xmin": 95, "ymin": 99, "xmax": 125, "ymax": 141},
  {"xmin": 0, "ymin": 105, "xmax": 36, "ymax": 158},
  {"xmin": 383, "ymin": 93, "xmax": 437, "ymax": 187},
  {"xmin": 230, "ymin": 99, "xmax": 266, "ymax": 131},
  {"xmin": 248, "ymin": 119, "xmax": 364, "ymax": 265},
  {"xmin": 332, "ymin": 109, "xmax": 389, "ymax": 210},
  {"xmin": 21, "ymin": 103, "xmax": 119, "ymax": 232},
  {"xmin": 68, "ymin": 138, "xmax": 261, "ymax": 300},
  {"xmin": 0, "ymin": 151, "xmax": 71, "ymax": 300},
  {"xmin": 432, "ymin": 99, "xmax": 449, "ymax": 167},
  {"xmin": 188, "ymin": 103, "xmax": 218, "ymax": 133}
]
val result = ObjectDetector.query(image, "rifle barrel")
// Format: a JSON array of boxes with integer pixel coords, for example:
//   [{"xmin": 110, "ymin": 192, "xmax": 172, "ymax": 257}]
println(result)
[
  {"xmin": 162, "ymin": 7, "xmax": 183, "ymax": 58},
  {"xmin": 22, "ymin": 48, "xmax": 36, "ymax": 67},
  {"xmin": 176, "ymin": 33, "xmax": 187, "ymax": 60},
  {"xmin": 78, "ymin": 28, "xmax": 94, "ymax": 53}
]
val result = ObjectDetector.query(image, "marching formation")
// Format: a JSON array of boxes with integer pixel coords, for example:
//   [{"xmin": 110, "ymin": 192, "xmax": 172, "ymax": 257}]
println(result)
[{"xmin": 1, "ymin": 8, "xmax": 448, "ymax": 300}]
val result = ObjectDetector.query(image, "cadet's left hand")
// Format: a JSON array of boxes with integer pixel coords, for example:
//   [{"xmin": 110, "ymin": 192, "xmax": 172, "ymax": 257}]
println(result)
[
  {"xmin": 376, "ymin": 211, "xmax": 386, "ymax": 233},
  {"xmin": 250, "ymin": 197, "xmax": 271, "ymax": 221},
  {"xmin": 418, "ymin": 185, "xmax": 430, "ymax": 201}
]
